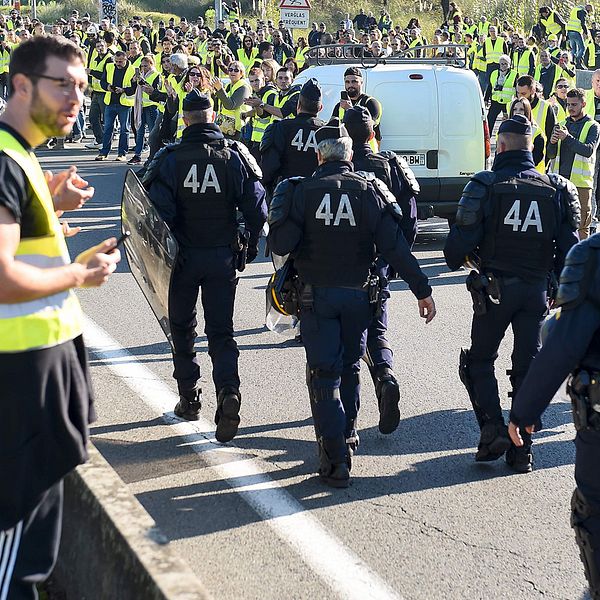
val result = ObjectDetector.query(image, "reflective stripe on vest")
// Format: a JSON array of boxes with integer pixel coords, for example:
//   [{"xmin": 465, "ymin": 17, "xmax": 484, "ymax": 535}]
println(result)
[
  {"xmin": 567, "ymin": 6, "xmax": 585, "ymax": 32},
  {"xmin": 0, "ymin": 130, "xmax": 83, "ymax": 353},
  {"xmin": 485, "ymin": 37, "xmax": 504, "ymax": 64},
  {"xmin": 531, "ymin": 99, "xmax": 551, "ymax": 132},
  {"xmin": 541, "ymin": 12, "xmax": 562, "ymax": 35},
  {"xmin": 104, "ymin": 63, "xmax": 135, "ymax": 106},
  {"xmin": 251, "ymin": 88, "xmax": 277, "ymax": 142},
  {"xmin": 490, "ymin": 69, "xmax": 516, "ymax": 104},
  {"xmin": 89, "ymin": 51, "xmax": 112, "ymax": 92},
  {"xmin": 220, "ymin": 79, "xmax": 251, "ymax": 132},
  {"xmin": 142, "ymin": 70, "xmax": 160, "ymax": 108},
  {"xmin": 557, "ymin": 118, "xmax": 595, "ymax": 187},
  {"xmin": 533, "ymin": 63, "xmax": 562, "ymax": 93},
  {"xmin": 512, "ymin": 49, "xmax": 533, "ymax": 76}
]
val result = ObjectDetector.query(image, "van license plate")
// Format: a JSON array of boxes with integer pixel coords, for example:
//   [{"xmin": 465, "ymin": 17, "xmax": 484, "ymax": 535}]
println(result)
[{"xmin": 399, "ymin": 154, "xmax": 426, "ymax": 167}]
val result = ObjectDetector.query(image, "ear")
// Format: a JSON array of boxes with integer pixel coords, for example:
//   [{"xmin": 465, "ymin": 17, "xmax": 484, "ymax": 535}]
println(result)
[{"xmin": 10, "ymin": 73, "xmax": 32, "ymax": 100}]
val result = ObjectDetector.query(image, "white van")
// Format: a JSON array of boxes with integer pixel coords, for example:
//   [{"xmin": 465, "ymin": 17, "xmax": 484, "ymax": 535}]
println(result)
[{"xmin": 294, "ymin": 47, "xmax": 489, "ymax": 221}]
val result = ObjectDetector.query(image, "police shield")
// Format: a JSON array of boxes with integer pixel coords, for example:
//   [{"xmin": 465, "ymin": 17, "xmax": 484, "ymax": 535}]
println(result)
[{"xmin": 121, "ymin": 169, "xmax": 179, "ymax": 349}]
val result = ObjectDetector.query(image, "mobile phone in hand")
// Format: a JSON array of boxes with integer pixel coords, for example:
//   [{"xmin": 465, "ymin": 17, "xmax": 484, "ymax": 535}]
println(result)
[
  {"xmin": 340, "ymin": 90, "xmax": 349, "ymax": 100},
  {"xmin": 110, "ymin": 231, "xmax": 130, "ymax": 253}
]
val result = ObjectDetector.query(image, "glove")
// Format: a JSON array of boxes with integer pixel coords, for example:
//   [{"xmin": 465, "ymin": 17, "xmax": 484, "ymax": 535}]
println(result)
[{"xmin": 247, "ymin": 244, "xmax": 258, "ymax": 264}]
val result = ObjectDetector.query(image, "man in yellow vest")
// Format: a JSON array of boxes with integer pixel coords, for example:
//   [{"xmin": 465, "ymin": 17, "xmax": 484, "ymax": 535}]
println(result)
[
  {"xmin": 96, "ymin": 50, "xmax": 136, "ymax": 160},
  {"xmin": 566, "ymin": 3, "xmax": 594, "ymax": 68},
  {"xmin": 484, "ymin": 26, "xmax": 508, "ymax": 94},
  {"xmin": 0, "ymin": 35, "xmax": 120, "ymax": 598},
  {"xmin": 242, "ymin": 66, "xmax": 277, "ymax": 160},
  {"xmin": 584, "ymin": 31, "xmax": 600, "ymax": 69},
  {"xmin": 516, "ymin": 74, "xmax": 557, "ymax": 142},
  {"xmin": 511, "ymin": 36, "xmax": 535, "ymax": 77},
  {"xmin": 86, "ymin": 37, "xmax": 113, "ymax": 149},
  {"xmin": 0, "ymin": 31, "xmax": 11, "ymax": 99},
  {"xmin": 486, "ymin": 54, "xmax": 517, "ymax": 132},
  {"xmin": 538, "ymin": 6, "xmax": 566, "ymax": 46},
  {"xmin": 548, "ymin": 87, "xmax": 600, "ymax": 239},
  {"xmin": 534, "ymin": 49, "xmax": 564, "ymax": 99}
]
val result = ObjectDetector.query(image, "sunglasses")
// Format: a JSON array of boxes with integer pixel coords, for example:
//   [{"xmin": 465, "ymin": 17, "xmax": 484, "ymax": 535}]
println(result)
[
  {"xmin": 189, "ymin": 71, "xmax": 201, "ymax": 76},
  {"xmin": 228, "ymin": 67, "xmax": 241, "ymax": 72},
  {"xmin": 556, "ymin": 84, "xmax": 569, "ymax": 89}
]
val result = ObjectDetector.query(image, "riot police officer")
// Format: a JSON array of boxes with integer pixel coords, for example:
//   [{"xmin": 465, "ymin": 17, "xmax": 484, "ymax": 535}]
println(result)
[
  {"xmin": 260, "ymin": 78, "xmax": 325, "ymax": 194},
  {"xmin": 444, "ymin": 115, "xmax": 580, "ymax": 472},
  {"xmin": 268, "ymin": 123, "xmax": 436, "ymax": 487},
  {"xmin": 343, "ymin": 105, "xmax": 419, "ymax": 434},
  {"xmin": 144, "ymin": 90, "xmax": 267, "ymax": 442},
  {"xmin": 509, "ymin": 235, "xmax": 600, "ymax": 599}
]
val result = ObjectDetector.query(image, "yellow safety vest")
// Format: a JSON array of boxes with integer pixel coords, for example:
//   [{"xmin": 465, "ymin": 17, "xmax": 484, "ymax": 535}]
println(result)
[
  {"xmin": 585, "ymin": 39, "xmax": 597, "ymax": 68},
  {"xmin": 472, "ymin": 44, "xmax": 486, "ymax": 72},
  {"xmin": 196, "ymin": 39, "xmax": 209, "ymax": 62},
  {"xmin": 531, "ymin": 99, "xmax": 551, "ymax": 132},
  {"xmin": 490, "ymin": 69, "xmax": 517, "ymax": 104},
  {"xmin": 294, "ymin": 46, "xmax": 309, "ymax": 69},
  {"xmin": 533, "ymin": 63, "xmax": 563, "ymax": 93},
  {"xmin": 512, "ymin": 49, "xmax": 533, "ymax": 76},
  {"xmin": 541, "ymin": 11, "xmax": 563, "ymax": 36},
  {"xmin": 275, "ymin": 88, "xmax": 300, "ymax": 120},
  {"xmin": 237, "ymin": 47, "xmax": 259, "ymax": 71},
  {"xmin": 0, "ymin": 46, "xmax": 10, "ymax": 74},
  {"xmin": 142, "ymin": 70, "xmax": 160, "ymax": 108},
  {"xmin": 477, "ymin": 21, "xmax": 490, "ymax": 36},
  {"xmin": 176, "ymin": 85, "xmax": 213, "ymax": 138},
  {"xmin": 337, "ymin": 97, "xmax": 381, "ymax": 151},
  {"xmin": 250, "ymin": 87, "xmax": 277, "ymax": 143},
  {"xmin": 485, "ymin": 37, "xmax": 504, "ymax": 65},
  {"xmin": 129, "ymin": 54, "xmax": 144, "ymax": 69},
  {"xmin": 463, "ymin": 23, "xmax": 478, "ymax": 36},
  {"xmin": 0, "ymin": 130, "xmax": 83, "ymax": 353},
  {"xmin": 584, "ymin": 87, "xmax": 599, "ymax": 120},
  {"xmin": 556, "ymin": 118, "xmax": 595, "ymax": 187},
  {"xmin": 104, "ymin": 63, "xmax": 135, "ymax": 106},
  {"xmin": 220, "ymin": 79, "xmax": 251, "ymax": 132},
  {"xmin": 567, "ymin": 6, "xmax": 585, "ymax": 33},
  {"xmin": 88, "ymin": 50, "xmax": 112, "ymax": 92}
]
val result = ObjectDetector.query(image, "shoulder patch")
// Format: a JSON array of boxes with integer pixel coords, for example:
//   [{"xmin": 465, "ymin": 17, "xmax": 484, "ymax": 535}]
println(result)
[{"xmin": 455, "ymin": 176, "xmax": 490, "ymax": 227}]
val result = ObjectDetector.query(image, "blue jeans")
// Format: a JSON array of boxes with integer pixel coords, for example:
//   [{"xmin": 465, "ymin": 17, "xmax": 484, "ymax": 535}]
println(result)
[
  {"xmin": 134, "ymin": 105, "xmax": 158, "ymax": 157},
  {"xmin": 568, "ymin": 31, "xmax": 585, "ymax": 65},
  {"xmin": 71, "ymin": 109, "xmax": 85, "ymax": 137},
  {"xmin": 101, "ymin": 103, "xmax": 130, "ymax": 156}
]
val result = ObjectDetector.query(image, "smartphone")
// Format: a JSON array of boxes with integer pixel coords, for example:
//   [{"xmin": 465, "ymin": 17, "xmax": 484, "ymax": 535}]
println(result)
[
  {"xmin": 340, "ymin": 91, "xmax": 349, "ymax": 101},
  {"xmin": 110, "ymin": 231, "xmax": 131, "ymax": 252}
]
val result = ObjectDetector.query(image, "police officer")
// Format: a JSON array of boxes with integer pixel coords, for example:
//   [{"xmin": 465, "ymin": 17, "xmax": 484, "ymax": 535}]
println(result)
[
  {"xmin": 260, "ymin": 78, "xmax": 325, "ymax": 193},
  {"xmin": 509, "ymin": 236, "xmax": 600, "ymax": 599},
  {"xmin": 268, "ymin": 123, "xmax": 436, "ymax": 487},
  {"xmin": 444, "ymin": 115, "xmax": 580, "ymax": 471},
  {"xmin": 144, "ymin": 90, "xmax": 267, "ymax": 442},
  {"xmin": 343, "ymin": 105, "xmax": 419, "ymax": 434}
]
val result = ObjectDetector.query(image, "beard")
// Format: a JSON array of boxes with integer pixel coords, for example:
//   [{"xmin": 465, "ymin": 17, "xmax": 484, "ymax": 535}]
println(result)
[{"xmin": 30, "ymin": 86, "xmax": 73, "ymax": 139}]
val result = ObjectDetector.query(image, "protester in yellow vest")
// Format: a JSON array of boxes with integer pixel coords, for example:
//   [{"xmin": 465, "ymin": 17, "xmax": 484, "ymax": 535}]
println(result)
[
  {"xmin": 0, "ymin": 33, "xmax": 11, "ymax": 99},
  {"xmin": 548, "ymin": 87, "xmax": 600, "ymax": 239},
  {"xmin": 294, "ymin": 36, "xmax": 310, "ymax": 71},
  {"xmin": 486, "ymin": 55, "xmax": 517, "ymax": 132},
  {"xmin": 242, "ymin": 66, "xmax": 277, "ymax": 159},
  {"xmin": 212, "ymin": 60, "xmax": 251, "ymax": 140},
  {"xmin": 0, "ymin": 35, "xmax": 120, "ymax": 600},
  {"xmin": 510, "ymin": 97, "xmax": 547, "ymax": 173},
  {"xmin": 566, "ymin": 4, "xmax": 593, "ymax": 68},
  {"xmin": 96, "ymin": 51, "xmax": 136, "ymax": 160},
  {"xmin": 237, "ymin": 36, "xmax": 259, "ymax": 71}
]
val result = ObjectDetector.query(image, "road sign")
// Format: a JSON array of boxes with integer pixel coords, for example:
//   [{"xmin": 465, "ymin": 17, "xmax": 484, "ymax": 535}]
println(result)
[
  {"xmin": 279, "ymin": 0, "xmax": 310, "ymax": 8},
  {"xmin": 279, "ymin": 7, "xmax": 309, "ymax": 28}
]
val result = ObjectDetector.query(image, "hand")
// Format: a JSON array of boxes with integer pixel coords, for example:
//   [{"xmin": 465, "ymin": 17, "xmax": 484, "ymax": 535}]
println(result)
[
  {"xmin": 61, "ymin": 221, "xmax": 81, "ymax": 238},
  {"xmin": 247, "ymin": 244, "xmax": 258, "ymax": 263},
  {"xmin": 140, "ymin": 84, "xmax": 154, "ymax": 94},
  {"xmin": 212, "ymin": 76, "xmax": 223, "ymax": 91},
  {"xmin": 555, "ymin": 127, "xmax": 568, "ymax": 141},
  {"xmin": 46, "ymin": 167, "xmax": 95, "ymax": 212},
  {"xmin": 245, "ymin": 97, "xmax": 261, "ymax": 107},
  {"xmin": 184, "ymin": 81, "xmax": 193, "ymax": 92},
  {"xmin": 508, "ymin": 421, "xmax": 536, "ymax": 447},
  {"xmin": 418, "ymin": 295, "xmax": 436, "ymax": 323},
  {"xmin": 114, "ymin": 86, "xmax": 124, "ymax": 94},
  {"xmin": 340, "ymin": 99, "xmax": 353, "ymax": 110},
  {"xmin": 75, "ymin": 238, "xmax": 121, "ymax": 288}
]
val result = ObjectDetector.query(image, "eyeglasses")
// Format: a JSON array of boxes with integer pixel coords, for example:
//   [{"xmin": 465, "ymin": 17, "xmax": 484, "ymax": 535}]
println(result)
[
  {"xmin": 27, "ymin": 72, "xmax": 87, "ymax": 95},
  {"xmin": 556, "ymin": 84, "xmax": 569, "ymax": 89},
  {"xmin": 188, "ymin": 71, "xmax": 201, "ymax": 76},
  {"xmin": 228, "ymin": 67, "xmax": 241, "ymax": 72}
]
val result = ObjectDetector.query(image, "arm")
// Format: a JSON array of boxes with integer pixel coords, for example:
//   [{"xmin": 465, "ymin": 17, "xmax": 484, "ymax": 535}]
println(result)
[
  {"xmin": 267, "ymin": 179, "xmax": 304, "ymax": 256},
  {"xmin": 365, "ymin": 96, "xmax": 382, "ymax": 123},
  {"xmin": 259, "ymin": 122, "xmax": 284, "ymax": 188},
  {"xmin": 146, "ymin": 153, "xmax": 178, "ymax": 228},
  {"xmin": 215, "ymin": 83, "xmax": 250, "ymax": 110},
  {"xmin": 532, "ymin": 133, "xmax": 545, "ymax": 167},
  {"xmin": 562, "ymin": 121, "xmax": 600, "ymax": 158},
  {"xmin": 543, "ymin": 104, "xmax": 556, "ymax": 141}
]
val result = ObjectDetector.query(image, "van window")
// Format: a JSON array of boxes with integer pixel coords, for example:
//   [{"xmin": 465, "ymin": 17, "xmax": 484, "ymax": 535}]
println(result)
[
  {"xmin": 373, "ymin": 81, "xmax": 436, "ymax": 137},
  {"xmin": 439, "ymin": 82, "xmax": 479, "ymax": 137}
]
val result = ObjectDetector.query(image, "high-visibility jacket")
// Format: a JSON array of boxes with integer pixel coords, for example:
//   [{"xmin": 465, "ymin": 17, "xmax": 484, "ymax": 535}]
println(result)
[
  {"xmin": 195, "ymin": 39, "xmax": 209, "ymax": 62},
  {"xmin": 477, "ymin": 20, "xmax": 490, "ymax": 36},
  {"xmin": 0, "ymin": 45, "xmax": 10, "ymax": 74},
  {"xmin": 531, "ymin": 98, "xmax": 551, "ymax": 132},
  {"xmin": 129, "ymin": 54, "xmax": 144, "ymax": 69},
  {"xmin": 104, "ymin": 63, "xmax": 135, "ymax": 106},
  {"xmin": 584, "ymin": 87, "xmax": 600, "ymax": 120},
  {"xmin": 141, "ymin": 70, "xmax": 160, "ymax": 108},
  {"xmin": 337, "ymin": 95, "xmax": 381, "ymax": 151},
  {"xmin": 485, "ymin": 37, "xmax": 504, "ymax": 65},
  {"xmin": 294, "ymin": 46, "xmax": 309, "ymax": 69},
  {"xmin": 0, "ymin": 130, "xmax": 83, "ymax": 353},
  {"xmin": 220, "ymin": 79, "xmax": 251, "ymax": 132},
  {"xmin": 541, "ymin": 10, "xmax": 563, "ymax": 36},
  {"xmin": 533, "ymin": 63, "xmax": 563, "ymax": 93},
  {"xmin": 566, "ymin": 6, "xmax": 586, "ymax": 33},
  {"xmin": 472, "ymin": 44, "xmax": 486, "ymax": 72},
  {"xmin": 532, "ymin": 122, "xmax": 546, "ymax": 174},
  {"xmin": 237, "ymin": 47, "xmax": 259, "ymax": 71},
  {"xmin": 490, "ymin": 69, "xmax": 517, "ymax": 104},
  {"xmin": 556, "ymin": 117, "xmax": 596, "ymax": 187},
  {"xmin": 512, "ymin": 49, "xmax": 534, "ymax": 76},
  {"xmin": 250, "ymin": 86, "xmax": 277, "ymax": 143},
  {"xmin": 584, "ymin": 39, "xmax": 599, "ymax": 68},
  {"xmin": 463, "ymin": 23, "xmax": 478, "ymax": 37}
]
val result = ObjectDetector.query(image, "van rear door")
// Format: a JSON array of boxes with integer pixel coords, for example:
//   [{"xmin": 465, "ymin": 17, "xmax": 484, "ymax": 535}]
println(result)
[{"xmin": 368, "ymin": 65, "xmax": 440, "ymax": 203}]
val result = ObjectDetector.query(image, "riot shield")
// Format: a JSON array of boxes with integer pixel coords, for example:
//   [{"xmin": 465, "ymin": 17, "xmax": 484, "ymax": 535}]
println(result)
[{"xmin": 121, "ymin": 169, "xmax": 179, "ymax": 349}]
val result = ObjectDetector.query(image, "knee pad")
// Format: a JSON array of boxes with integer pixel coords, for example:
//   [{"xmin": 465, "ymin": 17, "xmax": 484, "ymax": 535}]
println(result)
[{"xmin": 571, "ymin": 488, "xmax": 600, "ymax": 597}]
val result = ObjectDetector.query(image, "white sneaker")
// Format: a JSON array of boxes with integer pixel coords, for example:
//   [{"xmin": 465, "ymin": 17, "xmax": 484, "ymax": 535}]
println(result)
[
  {"xmin": 85, "ymin": 142, "xmax": 100, "ymax": 150},
  {"xmin": 115, "ymin": 155, "xmax": 127, "ymax": 162}
]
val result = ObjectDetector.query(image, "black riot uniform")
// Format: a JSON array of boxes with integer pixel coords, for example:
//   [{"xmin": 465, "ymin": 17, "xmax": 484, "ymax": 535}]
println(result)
[
  {"xmin": 510, "ymin": 235, "xmax": 600, "ymax": 599},
  {"xmin": 443, "ymin": 115, "xmax": 580, "ymax": 471},
  {"xmin": 144, "ymin": 91, "xmax": 267, "ymax": 442},
  {"xmin": 260, "ymin": 78, "xmax": 325, "ymax": 194},
  {"xmin": 343, "ymin": 105, "xmax": 420, "ymax": 435},
  {"xmin": 268, "ymin": 123, "xmax": 434, "ymax": 488}
]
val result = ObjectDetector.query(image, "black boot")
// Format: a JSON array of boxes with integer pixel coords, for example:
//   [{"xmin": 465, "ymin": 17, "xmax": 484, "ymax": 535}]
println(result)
[
  {"xmin": 506, "ymin": 431, "xmax": 533, "ymax": 473},
  {"xmin": 215, "ymin": 387, "xmax": 241, "ymax": 443},
  {"xmin": 475, "ymin": 419, "xmax": 511, "ymax": 462},
  {"xmin": 318, "ymin": 436, "xmax": 350, "ymax": 488},
  {"xmin": 345, "ymin": 420, "xmax": 360, "ymax": 471},
  {"xmin": 174, "ymin": 389, "xmax": 202, "ymax": 421},
  {"xmin": 375, "ymin": 367, "xmax": 400, "ymax": 434}
]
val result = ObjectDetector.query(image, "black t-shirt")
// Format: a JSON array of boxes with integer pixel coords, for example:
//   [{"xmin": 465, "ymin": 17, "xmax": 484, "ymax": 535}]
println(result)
[{"xmin": 0, "ymin": 123, "xmax": 44, "ymax": 237}]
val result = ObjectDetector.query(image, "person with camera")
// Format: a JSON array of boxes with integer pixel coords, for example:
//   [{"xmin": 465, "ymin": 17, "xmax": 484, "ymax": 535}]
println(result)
[
  {"xmin": 444, "ymin": 115, "xmax": 580, "ymax": 472},
  {"xmin": 485, "ymin": 54, "xmax": 517, "ymax": 133}
]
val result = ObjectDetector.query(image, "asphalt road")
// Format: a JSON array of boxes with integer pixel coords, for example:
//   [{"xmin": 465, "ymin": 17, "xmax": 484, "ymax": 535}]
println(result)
[{"xmin": 40, "ymin": 143, "xmax": 589, "ymax": 600}]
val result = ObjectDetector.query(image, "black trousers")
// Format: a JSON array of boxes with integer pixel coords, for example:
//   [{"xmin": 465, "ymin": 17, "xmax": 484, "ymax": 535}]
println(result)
[
  {"xmin": 168, "ymin": 245, "xmax": 240, "ymax": 395},
  {"xmin": 469, "ymin": 278, "xmax": 547, "ymax": 424},
  {"xmin": 487, "ymin": 100, "xmax": 509, "ymax": 132},
  {"xmin": 0, "ymin": 481, "xmax": 63, "ymax": 600}
]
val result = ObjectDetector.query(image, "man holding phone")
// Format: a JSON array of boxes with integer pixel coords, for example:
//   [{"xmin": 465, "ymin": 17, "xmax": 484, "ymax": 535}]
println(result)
[
  {"xmin": 0, "ymin": 36, "xmax": 121, "ymax": 597},
  {"xmin": 330, "ymin": 67, "xmax": 383, "ymax": 150}
]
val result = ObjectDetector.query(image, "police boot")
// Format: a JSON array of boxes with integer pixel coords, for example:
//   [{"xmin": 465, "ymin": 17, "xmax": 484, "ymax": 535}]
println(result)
[
  {"xmin": 475, "ymin": 419, "xmax": 511, "ymax": 462},
  {"xmin": 345, "ymin": 419, "xmax": 360, "ymax": 471},
  {"xmin": 318, "ymin": 436, "xmax": 350, "ymax": 488},
  {"xmin": 215, "ymin": 386, "xmax": 241, "ymax": 443},
  {"xmin": 375, "ymin": 367, "xmax": 400, "ymax": 434},
  {"xmin": 174, "ymin": 389, "xmax": 202, "ymax": 421},
  {"xmin": 506, "ymin": 430, "xmax": 533, "ymax": 473}
]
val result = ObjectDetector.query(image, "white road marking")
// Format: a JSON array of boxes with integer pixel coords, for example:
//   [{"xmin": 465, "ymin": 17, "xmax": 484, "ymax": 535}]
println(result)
[{"xmin": 84, "ymin": 316, "xmax": 402, "ymax": 600}]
